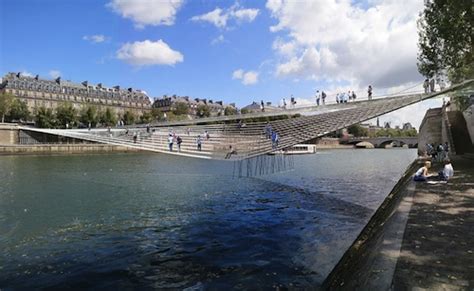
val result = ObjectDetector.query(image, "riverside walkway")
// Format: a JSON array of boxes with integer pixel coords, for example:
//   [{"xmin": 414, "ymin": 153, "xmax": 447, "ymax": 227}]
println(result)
[
  {"xmin": 322, "ymin": 155, "xmax": 474, "ymax": 290},
  {"xmin": 19, "ymin": 80, "xmax": 474, "ymax": 160}
]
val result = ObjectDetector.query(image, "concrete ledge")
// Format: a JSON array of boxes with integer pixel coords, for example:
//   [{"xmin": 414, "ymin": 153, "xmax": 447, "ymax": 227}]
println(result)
[{"xmin": 322, "ymin": 159, "xmax": 420, "ymax": 289}]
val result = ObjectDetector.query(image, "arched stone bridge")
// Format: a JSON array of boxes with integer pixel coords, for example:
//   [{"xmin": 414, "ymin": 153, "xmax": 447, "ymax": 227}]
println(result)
[{"xmin": 345, "ymin": 137, "xmax": 418, "ymax": 148}]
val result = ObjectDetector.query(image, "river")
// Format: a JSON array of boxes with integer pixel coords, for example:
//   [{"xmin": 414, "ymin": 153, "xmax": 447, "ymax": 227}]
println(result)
[{"xmin": 0, "ymin": 149, "xmax": 416, "ymax": 289}]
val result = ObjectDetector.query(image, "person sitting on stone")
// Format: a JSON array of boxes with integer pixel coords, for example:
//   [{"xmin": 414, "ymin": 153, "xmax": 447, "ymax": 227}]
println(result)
[
  {"xmin": 438, "ymin": 159, "xmax": 454, "ymax": 181},
  {"xmin": 414, "ymin": 161, "xmax": 432, "ymax": 182}
]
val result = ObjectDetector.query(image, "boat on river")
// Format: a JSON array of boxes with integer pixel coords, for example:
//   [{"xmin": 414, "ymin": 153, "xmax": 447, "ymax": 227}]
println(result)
[{"xmin": 270, "ymin": 144, "xmax": 317, "ymax": 155}]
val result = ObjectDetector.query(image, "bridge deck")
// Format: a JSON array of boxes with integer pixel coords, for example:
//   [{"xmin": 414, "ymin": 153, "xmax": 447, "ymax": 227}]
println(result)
[{"xmin": 19, "ymin": 80, "xmax": 474, "ymax": 160}]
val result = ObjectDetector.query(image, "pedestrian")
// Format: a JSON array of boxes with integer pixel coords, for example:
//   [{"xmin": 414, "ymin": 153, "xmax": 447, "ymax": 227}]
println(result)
[
  {"xmin": 168, "ymin": 134, "xmax": 174, "ymax": 151},
  {"xmin": 413, "ymin": 161, "xmax": 432, "ymax": 182},
  {"xmin": 423, "ymin": 78, "xmax": 429, "ymax": 93},
  {"xmin": 437, "ymin": 143, "xmax": 444, "ymax": 162},
  {"xmin": 260, "ymin": 100, "xmax": 265, "ymax": 112},
  {"xmin": 438, "ymin": 78, "xmax": 446, "ymax": 90},
  {"xmin": 321, "ymin": 91, "xmax": 326, "ymax": 105},
  {"xmin": 438, "ymin": 159, "xmax": 454, "ymax": 181},
  {"xmin": 187, "ymin": 128, "xmax": 191, "ymax": 135},
  {"xmin": 265, "ymin": 122, "xmax": 272, "ymax": 139},
  {"xmin": 368, "ymin": 85, "xmax": 373, "ymax": 100},
  {"xmin": 133, "ymin": 132, "xmax": 137, "ymax": 143},
  {"xmin": 204, "ymin": 130, "xmax": 210, "ymax": 140},
  {"xmin": 429, "ymin": 78, "xmax": 436, "ymax": 93},
  {"xmin": 196, "ymin": 135, "xmax": 202, "ymax": 151},
  {"xmin": 443, "ymin": 142, "xmax": 449, "ymax": 155},
  {"xmin": 351, "ymin": 91, "xmax": 357, "ymax": 101},
  {"xmin": 336, "ymin": 93, "xmax": 340, "ymax": 104},
  {"xmin": 316, "ymin": 90, "xmax": 321, "ymax": 106},
  {"xmin": 176, "ymin": 135, "xmax": 182, "ymax": 152},
  {"xmin": 146, "ymin": 124, "xmax": 150, "ymax": 133},
  {"xmin": 271, "ymin": 131, "xmax": 279, "ymax": 149}
]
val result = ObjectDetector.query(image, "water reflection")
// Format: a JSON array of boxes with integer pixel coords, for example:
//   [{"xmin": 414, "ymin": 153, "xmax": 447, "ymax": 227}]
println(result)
[{"xmin": 0, "ymin": 149, "xmax": 416, "ymax": 289}]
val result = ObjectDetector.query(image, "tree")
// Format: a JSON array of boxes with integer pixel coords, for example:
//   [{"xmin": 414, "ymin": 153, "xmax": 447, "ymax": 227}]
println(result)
[
  {"xmin": 347, "ymin": 124, "xmax": 369, "ymax": 137},
  {"xmin": 139, "ymin": 111, "xmax": 153, "ymax": 124},
  {"xmin": 172, "ymin": 102, "xmax": 189, "ymax": 116},
  {"xmin": 56, "ymin": 102, "xmax": 77, "ymax": 128},
  {"xmin": 79, "ymin": 105, "xmax": 98, "ymax": 128},
  {"xmin": 224, "ymin": 106, "xmax": 237, "ymax": 116},
  {"xmin": 100, "ymin": 108, "xmax": 117, "ymax": 126},
  {"xmin": 123, "ymin": 110, "xmax": 135, "ymax": 125},
  {"xmin": 35, "ymin": 106, "xmax": 56, "ymax": 128},
  {"xmin": 196, "ymin": 104, "xmax": 211, "ymax": 118},
  {"xmin": 0, "ymin": 92, "xmax": 14, "ymax": 123},
  {"xmin": 241, "ymin": 108, "xmax": 249, "ymax": 114},
  {"xmin": 6, "ymin": 99, "xmax": 30, "ymax": 122},
  {"xmin": 417, "ymin": 0, "xmax": 473, "ymax": 82},
  {"xmin": 151, "ymin": 108, "xmax": 164, "ymax": 121}
]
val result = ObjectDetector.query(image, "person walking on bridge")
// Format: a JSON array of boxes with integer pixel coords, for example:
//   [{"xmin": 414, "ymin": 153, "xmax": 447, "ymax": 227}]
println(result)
[
  {"xmin": 367, "ymin": 85, "xmax": 373, "ymax": 100},
  {"xmin": 316, "ymin": 90, "xmax": 321, "ymax": 106},
  {"xmin": 423, "ymin": 78, "xmax": 430, "ymax": 93},
  {"xmin": 321, "ymin": 91, "xmax": 326, "ymax": 105},
  {"xmin": 196, "ymin": 135, "xmax": 203, "ymax": 151},
  {"xmin": 176, "ymin": 136, "xmax": 182, "ymax": 152},
  {"xmin": 168, "ymin": 134, "xmax": 174, "ymax": 152}
]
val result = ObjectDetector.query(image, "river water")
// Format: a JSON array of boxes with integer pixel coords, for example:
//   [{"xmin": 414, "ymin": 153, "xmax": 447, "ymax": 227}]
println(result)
[{"xmin": 0, "ymin": 149, "xmax": 416, "ymax": 289}]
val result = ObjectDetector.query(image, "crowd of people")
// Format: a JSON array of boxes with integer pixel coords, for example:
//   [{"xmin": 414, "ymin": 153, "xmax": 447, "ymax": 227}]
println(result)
[
  {"xmin": 165, "ymin": 129, "xmax": 210, "ymax": 152},
  {"xmin": 423, "ymin": 77, "xmax": 446, "ymax": 93}
]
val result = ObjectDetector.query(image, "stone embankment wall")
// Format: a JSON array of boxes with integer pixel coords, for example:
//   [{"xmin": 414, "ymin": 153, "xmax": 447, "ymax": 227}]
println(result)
[
  {"xmin": 417, "ymin": 108, "xmax": 442, "ymax": 155},
  {"xmin": 462, "ymin": 104, "xmax": 474, "ymax": 147},
  {"xmin": 0, "ymin": 123, "xmax": 140, "ymax": 154}
]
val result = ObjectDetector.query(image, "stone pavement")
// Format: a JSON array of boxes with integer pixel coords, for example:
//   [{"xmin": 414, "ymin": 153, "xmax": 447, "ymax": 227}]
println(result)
[{"xmin": 392, "ymin": 157, "xmax": 474, "ymax": 290}]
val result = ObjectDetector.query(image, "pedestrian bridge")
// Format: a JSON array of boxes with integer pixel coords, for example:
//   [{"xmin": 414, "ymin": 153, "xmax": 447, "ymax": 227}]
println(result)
[{"xmin": 20, "ymin": 80, "xmax": 474, "ymax": 160}]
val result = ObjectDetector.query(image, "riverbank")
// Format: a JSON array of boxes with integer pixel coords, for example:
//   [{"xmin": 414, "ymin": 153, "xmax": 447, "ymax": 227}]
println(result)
[
  {"xmin": 322, "ymin": 155, "xmax": 474, "ymax": 289},
  {"xmin": 0, "ymin": 144, "xmax": 140, "ymax": 155}
]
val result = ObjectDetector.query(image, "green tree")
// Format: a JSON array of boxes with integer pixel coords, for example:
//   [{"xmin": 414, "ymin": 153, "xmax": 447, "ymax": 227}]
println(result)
[
  {"xmin": 123, "ymin": 110, "xmax": 135, "ymax": 125},
  {"xmin": 100, "ymin": 107, "xmax": 117, "ymax": 126},
  {"xmin": 172, "ymin": 102, "xmax": 189, "ymax": 116},
  {"xmin": 241, "ymin": 108, "xmax": 249, "ymax": 114},
  {"xmin": 151, "ymin": 108, "xmax": 164, "ymax": 121},
  {"xmin": 0, "ymin": 92, "xmax": 14, "ymax": 123},
  {"xmin": 79, "ymin": 105, "xmax": 98, "ymax": 128},
  {"xmin": 6, "ymin": 99, "xmax": 30, "ymax": 122},
  {"xmin": 224, "ymin": 106, "xmax": 237, "ymax": 116},
  {"xmin": 347, "ymin": 124, "xmax": 369, "ymax": 137},
  {"xmin": 139, "ymin": 111, "xmax": 153, "ymax": 124},
  {"xmin": 56, "ymin": 102, "xmax": 77, "ymax": 128},
  {"xmin": 417, "ymin": 0, "xmax": 473, "ymax": 82},
  {"xmin": 196, "ymin": 104, "xmax": 211, "ymax": 118},
  {"xmin": 35, "ymin": 106, "xmax": 56, "ymax": 128}
]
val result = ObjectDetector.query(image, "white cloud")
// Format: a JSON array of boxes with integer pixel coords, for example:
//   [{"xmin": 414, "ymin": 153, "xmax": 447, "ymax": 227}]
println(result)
[
  {"xmin": 191, "ymin": 3, "xmax": 259, "ymax": 28},
  {"xmin": 83, "ymin": 34, "xmax": 107, "ymax": 43},
  {"xmin": 191, "ymin": 8, "xmax": 228, "ymax": 28},
  {"xmin": 49, "ymin": 70, "xmax": 61, "ymax": 79},
  {"xmin": 20, "ymin": 71, "xmax": 33, "ymax": 77},
  {"xmin": 116, "ymin": 39, "xmax": 183, "ymax": 66},
  {"xmin": 232, "ymin": 69, "xmax": 259, "ymax": 85},
  {"xmin": 266, "ymin": 0, "xmax": 424, "ymax": 90},
  {"xmin": 108, "ymin": 0, "xmax": 184, "ymax": 28},
  {"xmin": 211, "ymin": 34, "xmax": 225, "ymax": 45}
]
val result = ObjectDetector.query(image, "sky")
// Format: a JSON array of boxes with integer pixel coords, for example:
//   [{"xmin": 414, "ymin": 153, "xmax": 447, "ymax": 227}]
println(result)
[{"xmin": 0, "ymin": 0, "xmax": 444, "ymax": 128}]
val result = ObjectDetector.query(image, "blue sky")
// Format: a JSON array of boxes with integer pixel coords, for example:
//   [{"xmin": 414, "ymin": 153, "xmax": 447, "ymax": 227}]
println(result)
[{"xmin": 0, "ymin": 0, "xmax": 441, "ymax": 128}]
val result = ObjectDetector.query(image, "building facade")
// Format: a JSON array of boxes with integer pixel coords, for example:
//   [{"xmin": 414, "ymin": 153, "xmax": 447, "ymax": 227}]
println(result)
[
  {"xmin": 0, "ymin": 72, "xmax": 151, "ymax": 118},
  {"xmin": 153, "ymin": 95, "xmax": 235, "ymax": 117}
]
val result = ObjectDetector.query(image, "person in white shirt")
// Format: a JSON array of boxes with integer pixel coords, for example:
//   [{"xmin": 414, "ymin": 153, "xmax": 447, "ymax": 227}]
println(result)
[
  {"xmin": 168, "ymin": 134, "xmax": 174, "ymax": 151},
  {"xmin": 439, "ymin": 159, "xmax": 454, "ymax": 181}
]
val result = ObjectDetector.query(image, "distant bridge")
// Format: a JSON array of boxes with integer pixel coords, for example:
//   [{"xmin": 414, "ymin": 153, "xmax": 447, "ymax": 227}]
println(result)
[
  {"xmin": 19, "ymin": 80, "xmax": 474, "ymax": 160},
  {"xmin": 346, "ymin": 137, "xmax": 419, "ymax": 148}
]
